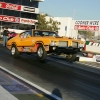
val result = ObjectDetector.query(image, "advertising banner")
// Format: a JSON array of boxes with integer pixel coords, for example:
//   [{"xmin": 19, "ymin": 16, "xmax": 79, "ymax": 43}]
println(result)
[
  {"xmin": 22, "ymin": 6, "xmax": 35, "ymax": 12},
  {"xmin": 0, "ymin": 2, "xmax": 21, "ymax": 11},
  {"xmin": 0, "ymin": 15, "xmax": 20, "ymax": 23},
  {"xmin": 74, "ymin": 25, "xmax": 99, "ymax": 31},
  {"xmin": 0, "ymin": 2, "xmax": 39, "ymax": 14},
  {"xmin": 75, "ymin": 20, "xmax": 99, "ymax": 26},
  {"xmin": 21, "ymin": 6, "xmax": 39, "ymax": 14},
  {"xmin": 0, "ymin": 14, "xmax": 38, "ymax": 25},
  {"xmin": 20, "ymin": 18, "xmax": 38, "ymax": 25}
]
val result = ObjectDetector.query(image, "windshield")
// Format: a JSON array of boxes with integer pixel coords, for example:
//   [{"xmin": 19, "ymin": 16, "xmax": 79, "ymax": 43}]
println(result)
[{"xmin": 34, "ymin": 31, "xmax": 59, "ymax": 37}]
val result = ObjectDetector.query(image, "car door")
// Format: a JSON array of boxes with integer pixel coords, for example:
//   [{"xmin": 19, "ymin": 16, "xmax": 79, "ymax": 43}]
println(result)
[{"xmin": 19, "ymin": 31, "xmax": 33, "ymax": 47}]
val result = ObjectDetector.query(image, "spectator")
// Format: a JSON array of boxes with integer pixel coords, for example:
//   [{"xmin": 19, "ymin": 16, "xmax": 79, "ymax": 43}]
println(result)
[{"xmin": 2, "ymin": 27, "xmax": 9, "ymax": 47}]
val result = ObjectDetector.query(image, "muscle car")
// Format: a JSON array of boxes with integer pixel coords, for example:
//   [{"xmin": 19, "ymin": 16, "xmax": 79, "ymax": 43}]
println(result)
[{"xmin": 6, "ymin": 29, "xmax": 83, "ymax": 61}]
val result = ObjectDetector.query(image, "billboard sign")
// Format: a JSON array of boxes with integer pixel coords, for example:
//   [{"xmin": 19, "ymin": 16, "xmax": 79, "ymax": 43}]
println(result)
[
  {"xmin": 0, "ymin": 15, "xmax": 38, "ymax": 25},
  {"xmin": 0, "ymin": 2, "xmax": 21, "ymax": 11},
  {"xmin": 21, "ymin": 6, "xmax": 39, "ymax": 13},
  {"xmin": 20, "ymin": 18, "xmax": 38, "ymax": 25},
  {"xmin": 75, "ymin": 21, "xmax": 99, "ymax": 26},
  {"xmin": 0, "ymin": 2, "xmax": 39, "ymax": 14},
  {"xmin": 23, "ymin": 6, "xmax": 35, "ymax": 12},
  {"xmin": 74, "ymin": 25, "xmax": 99, "ymax": 31},
  {"xmin": 0, "ymin": 15, "xmax": 20, "ymax": 23},
  {"xmin": 74, "ymin": 20, "xmax": 99, "ymax": 31}
]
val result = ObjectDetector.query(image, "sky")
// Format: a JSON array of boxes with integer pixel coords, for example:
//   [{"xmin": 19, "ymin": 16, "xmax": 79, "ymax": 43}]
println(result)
[{"xmin": 39, "ymin": 0, "xmax": 100, "ymax": 20}]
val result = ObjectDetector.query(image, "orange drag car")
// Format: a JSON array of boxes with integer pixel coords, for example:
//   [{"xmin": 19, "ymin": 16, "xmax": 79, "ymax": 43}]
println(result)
[{"xmin": 6, "ymin": 29, "xmax": 83, "ymax": 61}]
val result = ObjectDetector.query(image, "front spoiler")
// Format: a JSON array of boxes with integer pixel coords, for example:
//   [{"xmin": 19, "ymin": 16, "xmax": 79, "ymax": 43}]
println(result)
[{"xmin": 49, "ymin": 46, "xmax": 80, "ymax": 54}]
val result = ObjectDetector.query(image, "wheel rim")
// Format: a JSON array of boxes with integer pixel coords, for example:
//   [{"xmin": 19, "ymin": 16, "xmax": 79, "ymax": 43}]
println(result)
[
  {"xmin": 67, "ymin": 54, "xmax": 72, "ymax": 59},
  {"xmin": 37, "ymin": 47, "xmax": 43, "ymax": 57},
  {"xmin": 11, "ymin": 47, "xmax": 15, "ymax": 55}
]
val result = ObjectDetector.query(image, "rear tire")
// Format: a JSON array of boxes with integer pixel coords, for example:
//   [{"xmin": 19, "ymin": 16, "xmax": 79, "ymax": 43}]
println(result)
[
  {"xmin": 37, "ymin": 44, "xmax": 47, "ymax": 61},
  {"xmin": 66, "ymin": 54, "xmax": 76, "ymax": 61},
  {"xmin": 11, "ymin": 44, "xmax": 20, "ymax": 58}
]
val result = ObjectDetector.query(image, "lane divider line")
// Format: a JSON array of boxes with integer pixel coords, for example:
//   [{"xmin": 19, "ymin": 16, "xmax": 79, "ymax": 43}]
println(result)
[{"xmin": 0, "ymin": 66, "xmax": 62, "ymax": 100}]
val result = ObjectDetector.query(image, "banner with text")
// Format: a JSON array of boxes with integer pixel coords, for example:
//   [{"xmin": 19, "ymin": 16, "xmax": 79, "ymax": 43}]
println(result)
[
  {"xmin": 0, "ymin": 15, "xmax": 38, "ymax": 25},
  {"xmin": 0, "ymin": 2, "xmax": 21, "ymax": 11},
  {"xmin": 74, "ymin": 25, "xmax": 99, "ymax": 31},
  {"xmin": 0, "ymin": 15, "xmax": 20, "ymax": 23},
  {"xmin": 0, "ymin": 2, "xmax": 39, "ymax": 14},
  {"xmin": 20, "ymin": 18, "xmax": 38, "ymax": 25}
]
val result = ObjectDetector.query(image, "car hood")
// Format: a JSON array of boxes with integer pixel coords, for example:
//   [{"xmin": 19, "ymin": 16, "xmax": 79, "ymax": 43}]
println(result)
[
  {"xmin": 32, "ymin": 36, "xmax": 71, "ymax": 41},
  {"xmin": 36, "ymin": 36, "xmax": 83, "ymax": 43}
]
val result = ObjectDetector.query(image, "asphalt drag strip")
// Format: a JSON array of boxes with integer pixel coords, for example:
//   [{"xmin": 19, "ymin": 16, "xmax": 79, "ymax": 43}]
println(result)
[
  {"xmin": 0, "ymin": 44, "xmax": 100, "ymax": 100},
  {"xmin": 0, "ymin": 68, "xmax": 62, "ymax": 100}
]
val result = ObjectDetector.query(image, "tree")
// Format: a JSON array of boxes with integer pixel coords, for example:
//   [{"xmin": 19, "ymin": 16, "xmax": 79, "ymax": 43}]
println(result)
[
  {"xmin": 78, "ymin": 30, "xmax": 94, "ymax": 39},
  {"xmin": 37, "ymin": 14, "xmax": 61, "ymax": 31}
]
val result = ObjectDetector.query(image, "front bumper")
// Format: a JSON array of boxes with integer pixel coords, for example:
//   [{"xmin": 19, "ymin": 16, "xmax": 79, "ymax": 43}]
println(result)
[{"xmin": 49, "ymin": 46, "xmax": 80, "ymax": 54}]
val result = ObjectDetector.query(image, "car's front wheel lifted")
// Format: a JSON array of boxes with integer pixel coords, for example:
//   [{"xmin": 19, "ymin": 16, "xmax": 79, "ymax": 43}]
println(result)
[
  {"xmin": 11, "ymin": 44, "xmax": 20, "ymax": 58},
  {"xmin": 66, "ymin": 54, "xmax": 76, "ymax": 61},
  {"xmin": 37, "ymin": 45, "xmax": 47, "ymax": 61}
]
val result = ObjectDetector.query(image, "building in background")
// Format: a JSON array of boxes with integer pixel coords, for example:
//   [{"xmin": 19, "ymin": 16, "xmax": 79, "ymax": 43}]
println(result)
[
  {"xmin": 47, "ymin": 16, "xmax": 100, "ymax": 39},
  {"xmin": 0, "ymin": 0, "xmax": 44, "ymax": 33}
]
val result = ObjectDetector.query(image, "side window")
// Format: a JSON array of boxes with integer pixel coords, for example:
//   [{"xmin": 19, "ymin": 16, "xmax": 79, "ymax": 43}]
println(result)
[
  {"xmin": 34, "ymin": 31, "xmax": 42, "ymax": 36},
  {"xmin": 49, "ymin": 32, "xmax": 56, "ymax": 36},
  {"xmin": 49, "ymin": 32, "xmax": 54, "ymax": 36},
  {"xmin": 20, "ymin": 32, "xmax": 30, "ymax": 38},
  {"xmin": 20, "ymin": 33, "xmax": 25, "ymax": 38},
  {"xmin": 34, "ymin": 31, "xmax": 39, "ymax": 36},
  {"xmin": 24, "ymin": 31, "xmax": 31, "ymax": 38},
  {"xmin": 28, "ymin": 30, "xmax": 32, "ymax": 36},
  {"xmin": 42, "ymin": 32, "xmax": 49, "ymax": 36}
]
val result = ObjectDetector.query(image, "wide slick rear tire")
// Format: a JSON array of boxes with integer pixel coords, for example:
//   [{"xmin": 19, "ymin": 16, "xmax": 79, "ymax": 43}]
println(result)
[
  {"xmin": 11, "ymin": 44, "xmax": 20, "ymax": 58},
  {"xmin": 37, "ymin": 45, "xmax": 47, "ymax": 61}
]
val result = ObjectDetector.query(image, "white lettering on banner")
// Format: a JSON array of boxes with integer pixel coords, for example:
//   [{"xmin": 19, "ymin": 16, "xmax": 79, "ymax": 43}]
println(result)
[
  {"xmin": 3, "ymin": 16, "xmax": 14, "ymax": 22},
  {"xmin": 6, "ymin": 4, "xmax": 19, "ymax": 10},
  {"xmin": 0, "ymin": 15, "xmax": 20, "ymax": 23},
  {"xmin": 75, "ymin": 21, "xmax": 99, "ymax": 26},
  {"xmin": 20, "ymin": 18, "xmax": 36, "ymax": 25},
  {"xmin": 0, "ymin": 2, "xmax": 21, "ymax": 11},
  {"xmin": 2, "ymin": 16, "xmax": 15, "ymax": 22},
  {"xmin": 74, "ymin": 25, "xmax": 99, "ymax": 31}
]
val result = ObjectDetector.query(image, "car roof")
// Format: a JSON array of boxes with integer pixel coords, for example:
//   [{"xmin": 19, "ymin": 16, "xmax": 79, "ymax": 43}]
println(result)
[{"xmin": 33, "ymin": 29, "xmax": 55, "ymax": 32}]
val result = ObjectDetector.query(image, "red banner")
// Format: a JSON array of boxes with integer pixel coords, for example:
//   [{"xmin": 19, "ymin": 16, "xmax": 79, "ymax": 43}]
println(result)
[
  {"xmin": 0, "ymin": 2, "xmax": 21, "ymax": 11},
  {"xmin": 0, "ymin": 15, "xmax": 20, "ymax": 23},
  {"xmin": 74, "ymin": 25, "xmax": 99, "ymax": 31}
]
